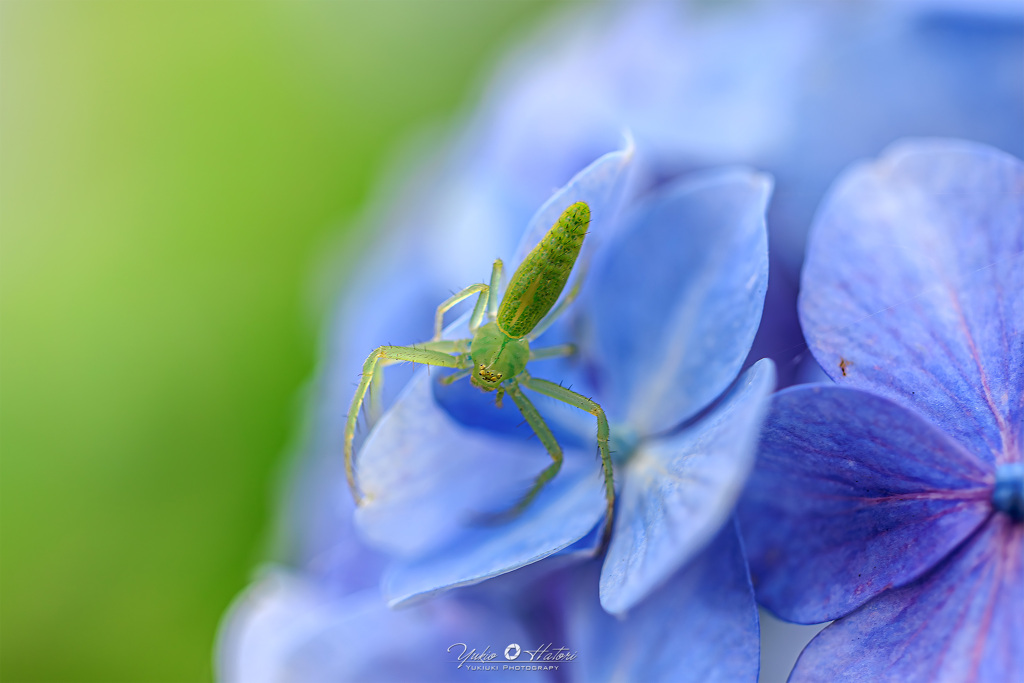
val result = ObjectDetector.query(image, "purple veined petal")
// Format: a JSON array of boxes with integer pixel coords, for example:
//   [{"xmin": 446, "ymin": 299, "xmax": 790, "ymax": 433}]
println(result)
[
  {"xmin": 354, "ymin": 369, "xmax": 570, "ymax": 557},
  {"xmin": 601, "ymin": 358, "xmax": 776, "ymax": 614},
  {"xmin": 569, "ymin": 519, "xmax": 759, "ymax": 683},
  {"xmin": 583, "ymin": 168, "xmax": 771, "ymax": 433},
  {"xmin": 790, "ymin": 515, "xmax": 1023, "ymax": 683},
  {"xmin": 739, "ymin": 384, "xmax": 995, "ymax": 624},
  {"xmin": 800, "ymin": 139, "xmax": 1024, "ymax": 467},
  {"xmin": 382, "ymin": 455, "xmax": 605, "ymax": 607},
  {"xmin": 217, "ymin": 570, "xmax": 535, "ymax": 683},
  {"xmin": 508, "ymin": 140, "xmax": 635, "ymax": 302}
]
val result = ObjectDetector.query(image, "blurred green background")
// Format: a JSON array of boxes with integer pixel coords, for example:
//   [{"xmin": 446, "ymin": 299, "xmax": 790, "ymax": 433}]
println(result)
[{"xmin": 0, "ymin": 2, "xmax": 552, "ymax": 680}]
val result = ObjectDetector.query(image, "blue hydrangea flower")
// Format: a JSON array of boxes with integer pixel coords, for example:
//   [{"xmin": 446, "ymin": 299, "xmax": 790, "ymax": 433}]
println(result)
[
  {"xmin": 222, "ymin": 143, "xmax": 775, "ymax": 681},
  {"xmin": 739, "ymin": 139, "xmax": 1023, "ymax": 680},
  {"xmin": 351, "ymin": 140, "xmax": 776, "ymax": 663}
]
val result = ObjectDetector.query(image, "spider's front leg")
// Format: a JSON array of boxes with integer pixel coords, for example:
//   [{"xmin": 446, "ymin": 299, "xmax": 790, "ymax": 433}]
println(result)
[
  {"xmin": 519, "ymin": 374, "xmax": 615, "ymax": 550},
  {"xmin": 345, "ymin": 341, "xmax": 470, "ymax": 504},
  {"xmin": 432, "ymin": 258, "xmax": 504, "ymax": 340},
  {"xmin": 502, "ymin": 379, "xmax": 564, "ymax": 516}
]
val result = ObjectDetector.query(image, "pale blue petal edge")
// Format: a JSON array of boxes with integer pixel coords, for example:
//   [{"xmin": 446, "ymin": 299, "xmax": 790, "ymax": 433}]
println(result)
[
  {"xmin": 383, "ymin": 456, "xmax": 605, "ymax": 607},
  {"xmin": 571, "ymin": 519, "xmax": 759, "ymax": 682},
  {"xmin": 600, "ymin": 358, "xmax": 776, "ymax": 615}
]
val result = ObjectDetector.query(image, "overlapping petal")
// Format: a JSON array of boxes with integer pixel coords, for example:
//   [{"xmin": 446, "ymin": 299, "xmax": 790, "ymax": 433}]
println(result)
[
  {"xmin": 570, "ymin": 520, "xmax": 759, "ymax": 682},
  {"xmin": 383, "ymin": 457, "xmax": 605, "ymax": 607},
  {"xmin": 790, "ymin": 516, "xmax": 1024, "ymax": 683},
  {"xmin": 600, "ymin": 359, "xmax": 776, "ymax": 614},
  {"xmin": 800, "ymin": 140, "xmax": 1024, "ymax": 466},
  {"xmin": 218, "ymin": 571, "xmax": 531, "ymax": 683},
  {"xmin": 741, "ymin": 384, "xmax": 995, "ymax": 624},
  {"xmin": 354, "ymin": 370, "xmax": 604, "ymax": 558},
  {"xmin": 583, "ymin": 169, "xmax": 771, "ymax": 433}
]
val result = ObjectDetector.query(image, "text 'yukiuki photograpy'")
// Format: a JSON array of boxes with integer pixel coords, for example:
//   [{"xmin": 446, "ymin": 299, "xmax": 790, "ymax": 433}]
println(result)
[{"xmin": 217, "ymin": 1, "xmax": 1023, "ymax": 681}]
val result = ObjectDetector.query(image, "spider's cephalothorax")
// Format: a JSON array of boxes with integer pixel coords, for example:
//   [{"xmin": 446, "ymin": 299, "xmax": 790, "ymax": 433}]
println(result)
[
  {"xmin": 344, "ymin": 201, "xmax": 614, "ymax": 543},
  {"xmin": 469, "ymin": 322, "xmax": 529, "ymax": 391}
]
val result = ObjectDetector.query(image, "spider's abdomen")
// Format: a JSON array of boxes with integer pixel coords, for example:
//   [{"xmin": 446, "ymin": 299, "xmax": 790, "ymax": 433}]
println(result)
[{"xmin": 497, "ymin": 202, "xmax": 589, "ymax": 339}]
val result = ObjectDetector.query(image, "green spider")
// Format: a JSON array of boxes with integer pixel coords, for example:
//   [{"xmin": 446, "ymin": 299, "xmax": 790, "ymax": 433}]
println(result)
[{"xmin": 344, "ymin": 201, "xmax": 615, "ymax": 540}]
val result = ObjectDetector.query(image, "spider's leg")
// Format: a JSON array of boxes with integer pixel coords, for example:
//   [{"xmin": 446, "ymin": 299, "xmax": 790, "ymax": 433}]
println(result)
[
  {"xmin": 503, "ymin": 380, "xmax": 562, "ymax": 515},
  {"xmin": 434, "ymin": 284, "xmax": 487, "ymax": 341},
  {"xmin": 528, "ymin": 343, "xmax": 576, "ymax": 362},
  {"xmin": 367, "ymin": 359, "xmax": 386, "ymax": 425},
  {"xmin": 485, "ymin": 258, "xmax": 504, "ymax": 322},
  {"xmin": 526, "ymin": 259, "xmax": 588, "ymax": 342},
  {"xmin": 439, "ymin": 366, "xmax": 472, "ymax": 386},
  {"xmin": 367, "ymin": 338, "xmax": 468, "ymax": 421},
  {"xmin": 519, "ymin": 374, "xmax": 614, "ymax": 551},
  {"xmin": 346, "ymin": 341, "xmax": 468, "ymax": 504}
]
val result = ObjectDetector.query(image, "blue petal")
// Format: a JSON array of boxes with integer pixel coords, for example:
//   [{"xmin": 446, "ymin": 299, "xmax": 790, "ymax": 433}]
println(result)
[
  {"xmin": 800, "ymin": 140, "xmax": 1023, "ymax": 467},
  {"xmin": 569, "ymin": 519, "xmax": 759, "ymax": 682},
  {"xmin": 739, "ymin": 384, "xmax": 994, "ymax": 624},
  {"xmin": 790, "ymin": 516, "xmax": 1023, "ymax": 683},
  {"xmin": 601, "ymin": 359, "xmax": 776, "ymax": 614},
  {"xmin": 217, "ymin": 570, "xmax": 533, "ymax": 683},
  {"xmin": 354, "ymin": 369, "xmax": 587, "ymax": 557},
  {"xmin": 383, "ymin": 455, "xmax": 605, "ymax": 607},
  {"xmin": 583, "ymin": 168, "xmax": 771, "ymax": 434}
]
